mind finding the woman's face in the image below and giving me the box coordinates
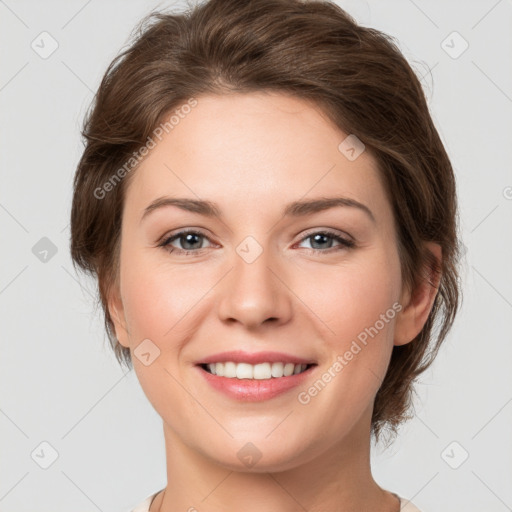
[110,92,412,471]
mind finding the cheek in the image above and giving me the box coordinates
[119,247,231,393]
[119,254,205,411]
[118,244,199,346]
[309,246,401,354]
[122,267,204,346]
[292,251,402,424]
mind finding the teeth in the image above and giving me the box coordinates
[236,363,253,379]
[271,362,284,377]
[215,362,225,377]
[283,362,295,376]
[205,362,309,379]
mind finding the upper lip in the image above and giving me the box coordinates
[196,350,316,365]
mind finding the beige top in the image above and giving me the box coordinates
[130,489,423,511]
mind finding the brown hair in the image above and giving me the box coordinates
[70,0,462,443]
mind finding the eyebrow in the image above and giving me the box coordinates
[140,196,375,224]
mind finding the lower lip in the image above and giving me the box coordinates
[196,365,315,401]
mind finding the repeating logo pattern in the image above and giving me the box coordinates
[1,1,510,511]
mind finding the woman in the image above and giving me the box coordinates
[70,0,462,510]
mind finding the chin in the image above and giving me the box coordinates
[199,437,315,474]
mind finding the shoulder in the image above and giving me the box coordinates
[126,490,162,512]
[399,496,423,511]
[127,490,422,512]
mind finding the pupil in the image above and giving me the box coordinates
[183,233,201,250]
[311,233,331,249]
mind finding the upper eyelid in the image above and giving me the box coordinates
[297,227,353,242]
[160,228,214,245]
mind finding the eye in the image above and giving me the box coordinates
[159,230,213,255]
[158,228,355,256]
[296,230,355,253]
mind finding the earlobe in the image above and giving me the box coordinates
[394,242,442,346]
[107,285,130,348]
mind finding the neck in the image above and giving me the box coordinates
[153,404,399,512]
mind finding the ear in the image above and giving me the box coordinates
[394,242,442,346]
[107,282,130,348]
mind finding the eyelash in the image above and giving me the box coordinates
[158,229,355,256]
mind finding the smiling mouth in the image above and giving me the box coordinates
[199,362,316,379]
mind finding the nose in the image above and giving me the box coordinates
[216,244,293,330]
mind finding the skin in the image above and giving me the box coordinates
[108,92,441,512]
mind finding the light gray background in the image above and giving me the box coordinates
[1,0,511,511]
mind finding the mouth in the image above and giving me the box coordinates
[194,350,318,401]
[199,361,316,380]
[195,358,318,402]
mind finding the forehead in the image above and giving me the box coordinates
[124,92,390,223]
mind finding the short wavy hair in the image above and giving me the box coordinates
[70,0,463,444]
